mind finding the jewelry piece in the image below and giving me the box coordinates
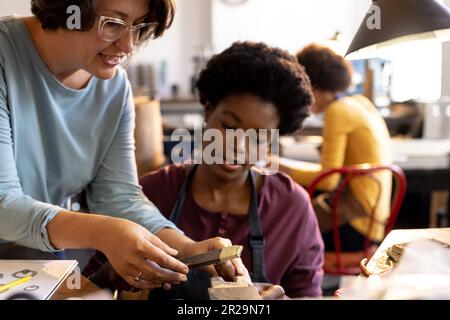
[134,271,143,282]
[359,258,394,277]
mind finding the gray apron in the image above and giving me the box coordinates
[169,164,268,283]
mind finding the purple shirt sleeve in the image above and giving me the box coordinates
[258,173,324,297]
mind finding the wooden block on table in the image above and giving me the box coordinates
[208,287,261,300]
[210,276,249,289]
[209,275,260,300]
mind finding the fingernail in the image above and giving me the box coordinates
[180,275,188,281]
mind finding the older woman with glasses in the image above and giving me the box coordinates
[0,0,248,291]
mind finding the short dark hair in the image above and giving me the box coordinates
[296,44,352,92]
[196,42,313,135]
[31,0,175,38]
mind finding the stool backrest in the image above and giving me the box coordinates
[307,164,407,275]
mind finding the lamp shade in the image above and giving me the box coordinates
[346,0,450,59]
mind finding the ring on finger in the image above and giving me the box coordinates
[134,271,143,282]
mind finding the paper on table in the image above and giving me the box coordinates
[0,260,78,300]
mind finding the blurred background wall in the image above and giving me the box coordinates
[1,0,448,101]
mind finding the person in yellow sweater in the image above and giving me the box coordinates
[278,44,392,251]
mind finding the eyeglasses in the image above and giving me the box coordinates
[97,15,158,45]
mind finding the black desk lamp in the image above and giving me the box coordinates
[346,0,450,59]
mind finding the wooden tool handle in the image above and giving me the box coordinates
[180,245,243,269]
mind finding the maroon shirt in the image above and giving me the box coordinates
[140,164,324,297]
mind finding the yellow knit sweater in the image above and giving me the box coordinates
[290,95,392,241]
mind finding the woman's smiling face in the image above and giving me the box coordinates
[203,93,279,182]
[72,0,150,79]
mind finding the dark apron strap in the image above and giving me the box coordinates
[247,170,268,283]
[169,165,198,224]
[169,164,268,283]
